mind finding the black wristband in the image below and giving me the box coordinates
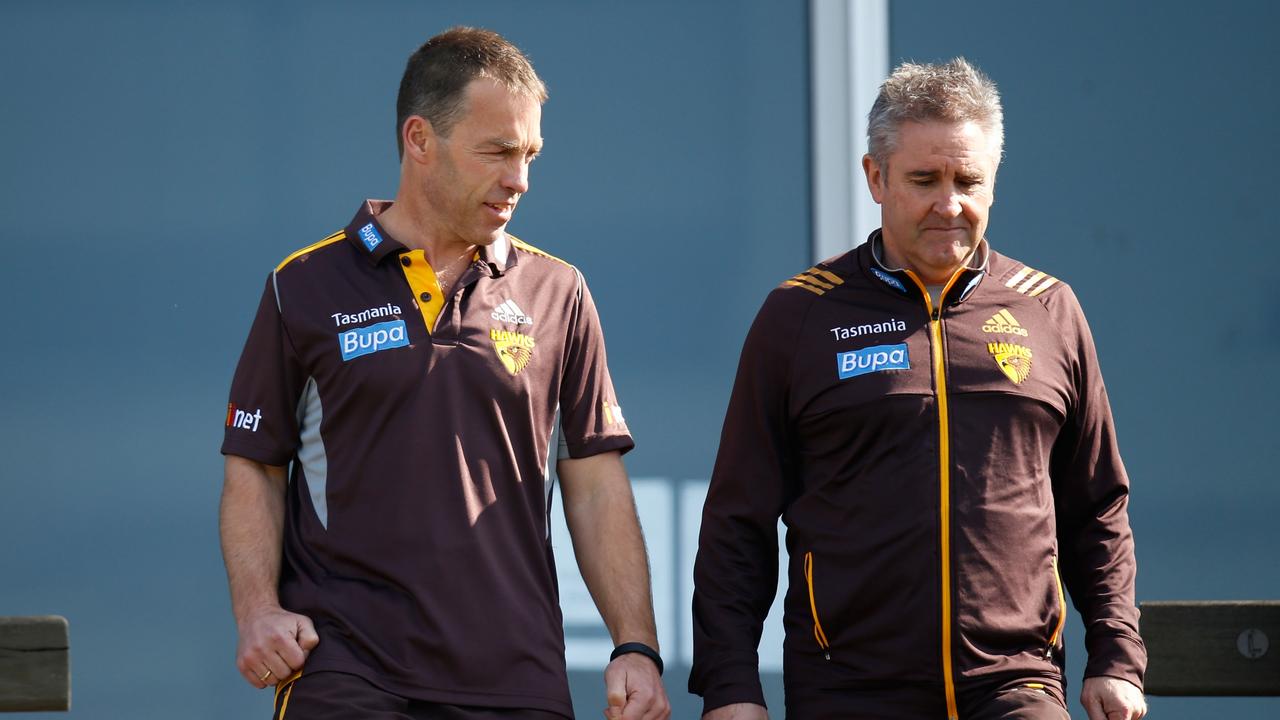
[610,642,664,676]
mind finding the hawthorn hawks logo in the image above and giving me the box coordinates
[982,310,1033,384]
[490,328,535,375]
[988,342,1033,384]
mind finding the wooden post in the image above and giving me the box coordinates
[0,616,70,712]
[1141,601,1280,696]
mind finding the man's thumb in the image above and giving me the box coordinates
[604,666,626,713]
[296,616,320,651]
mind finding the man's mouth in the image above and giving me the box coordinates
[485,202,515,220]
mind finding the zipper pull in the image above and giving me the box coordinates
[1043,646,1053,660]
[931,307,941,321]
[823,651,831,661]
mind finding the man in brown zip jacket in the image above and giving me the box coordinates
[689,59,1146,720]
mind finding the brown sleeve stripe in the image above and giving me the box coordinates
[510,236,572,267]
[783,279,825,295]
[275,230,346,272]
[1005,265,1059,296]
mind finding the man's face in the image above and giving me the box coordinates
[863,120,998,284]
[419,77,543,247]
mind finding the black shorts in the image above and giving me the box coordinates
[273,671,572,720]
[785,675,1069,720]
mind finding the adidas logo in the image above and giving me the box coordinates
[982,309,1029,337]
[491,298,533,325]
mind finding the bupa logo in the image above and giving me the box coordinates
[872,268,907,293]
[226,403,263,432]
[358,222,383,252]
[837,343,910,380]
[339,319,409,361]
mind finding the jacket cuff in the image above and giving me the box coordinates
[698,679,767,715]
[1084,633,1147,690]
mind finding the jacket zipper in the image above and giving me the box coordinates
[1046,555,1067,659]
[803,551,832,659]
[904,271,961,720]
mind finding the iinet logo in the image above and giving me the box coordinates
[226,403,263,433]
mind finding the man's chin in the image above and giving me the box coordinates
[473,226,508,247]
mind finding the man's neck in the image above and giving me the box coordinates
[377,196,478,270]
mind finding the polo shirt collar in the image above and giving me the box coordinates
[344,200,406,266]
[477,234,517,277]
[344,199,516,278]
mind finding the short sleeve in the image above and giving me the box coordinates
[220,274,307,466]
[556,271,634,458]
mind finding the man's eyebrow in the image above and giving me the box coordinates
[905,169,938,178]
[484,138,543,152]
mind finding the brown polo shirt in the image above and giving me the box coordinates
[222,200,632,717]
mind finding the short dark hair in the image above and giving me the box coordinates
[395,27,548,158]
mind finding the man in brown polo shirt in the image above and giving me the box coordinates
[690,59,1146,720]
[220,28,669,720]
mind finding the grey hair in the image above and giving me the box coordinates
[866,57,1004,170]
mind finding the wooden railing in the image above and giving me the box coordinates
[0,616,69,712]
[1141,601,1280,696]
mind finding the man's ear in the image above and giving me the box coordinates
[402,116,436,164]
[862,154,885,204]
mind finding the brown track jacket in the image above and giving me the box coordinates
[690,234,1144,716]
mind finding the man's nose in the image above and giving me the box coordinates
[503,159,530,194]
[933,189,962,218]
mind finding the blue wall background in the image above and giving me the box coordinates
[1,1,1276,718]
[0,1,806,717]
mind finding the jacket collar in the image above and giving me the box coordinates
[860,229,990,307]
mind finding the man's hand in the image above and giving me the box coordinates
[702,703,769,719]
[1082,676,1146,720]
[603,652,670,720]
[235,606,319,689]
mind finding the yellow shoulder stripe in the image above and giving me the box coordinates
[793,274,833,290]
[783,280,825,295]
[510,235,571,267]
[807,267,844,285]
[783,266,844,296]
[1005,264,1059,297]
[275,230,346,272]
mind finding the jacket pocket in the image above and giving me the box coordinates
[1045,555,1066,659]
[803,551,832,659]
